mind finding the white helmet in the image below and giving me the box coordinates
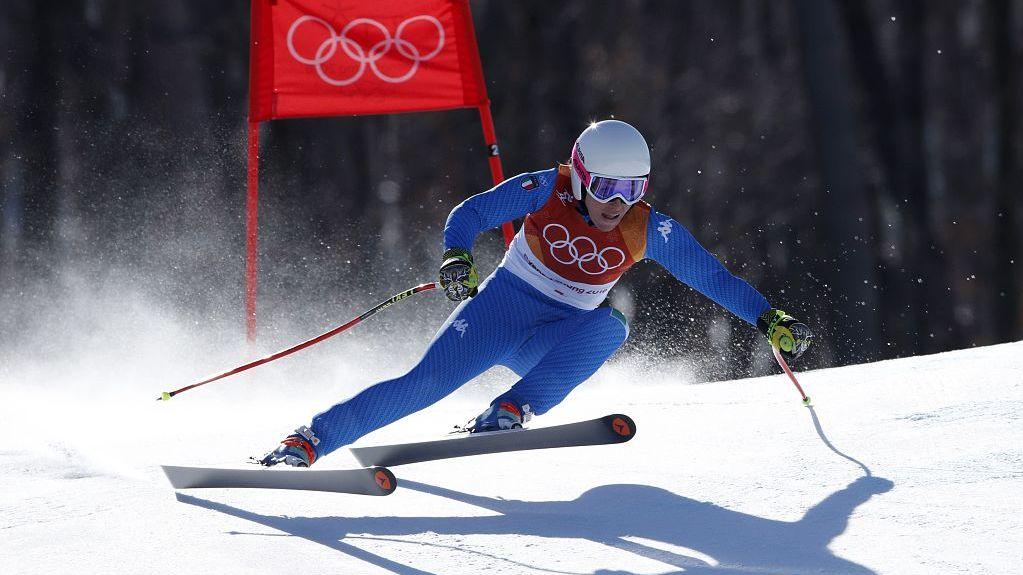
[570,120,651,202]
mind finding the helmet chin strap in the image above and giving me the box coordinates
[575,190,595,226]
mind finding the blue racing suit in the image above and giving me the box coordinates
[306,166,770,457]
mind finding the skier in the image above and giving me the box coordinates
[260,120,812,467]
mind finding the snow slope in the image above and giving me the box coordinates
[2,341,1021,574]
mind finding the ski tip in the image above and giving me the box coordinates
[371,466,397,495]
[606,414,637,442]
[160,465,187,489]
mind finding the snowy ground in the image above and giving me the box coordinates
[2,339,1021,574]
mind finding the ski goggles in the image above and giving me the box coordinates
[571,144,649,205]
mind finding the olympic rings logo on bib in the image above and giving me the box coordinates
[542,224,626,276]
[287,15,445,86]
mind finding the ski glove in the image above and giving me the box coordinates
[757,309,812,363]
[439,248,479,301]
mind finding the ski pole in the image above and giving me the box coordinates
[771,345,811,406]
[157,282,440,401]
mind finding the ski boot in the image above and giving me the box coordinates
[258,426,319,467]
[468,399,531,433]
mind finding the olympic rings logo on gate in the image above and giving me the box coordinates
[287,15,445,86]
[542,224,626,276]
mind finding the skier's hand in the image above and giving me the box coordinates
[757,309,812,362]
[439,248,479,301]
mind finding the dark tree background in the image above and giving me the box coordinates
[2,1,1021,380]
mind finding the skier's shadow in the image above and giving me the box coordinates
[177,474,893,574]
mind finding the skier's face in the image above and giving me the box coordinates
[585,194,631,231]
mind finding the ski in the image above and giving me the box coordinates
[161,465,397,496]
[350,413,636,467]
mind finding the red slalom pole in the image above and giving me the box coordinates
[772,346,812,406]
[477,103,515,246]
[245,121,260,342]
[158,282,440,401]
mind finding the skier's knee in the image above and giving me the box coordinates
[600,306,630,345]
[609,306,628,333]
